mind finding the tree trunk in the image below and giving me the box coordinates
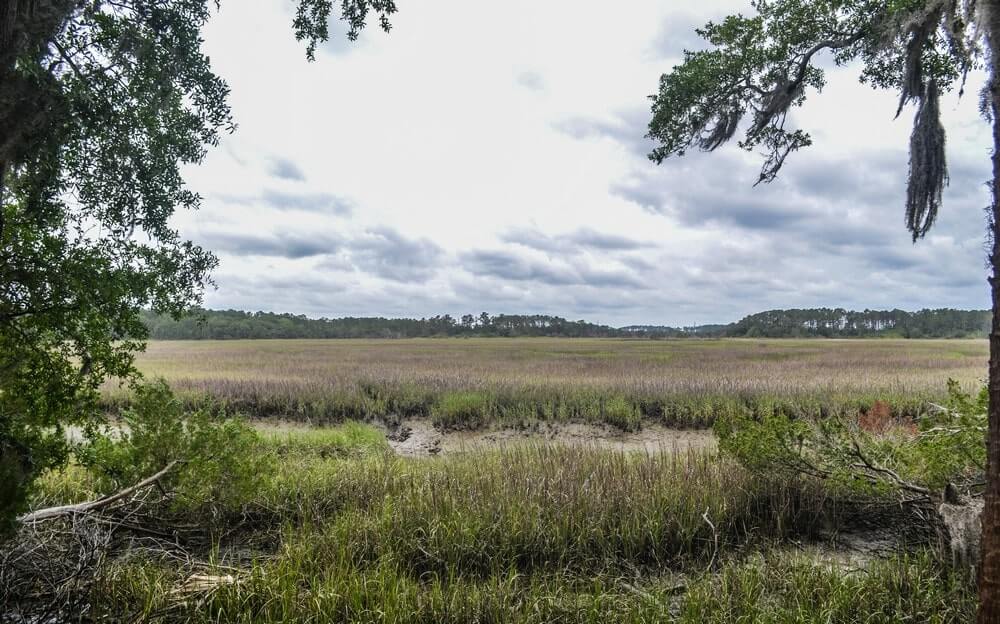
[0,159,6,240]
[980,5,1000,622]
[0,0,75,166]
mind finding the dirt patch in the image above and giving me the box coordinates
[384,420,716,457]
[72,419,715,458]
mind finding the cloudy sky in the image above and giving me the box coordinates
[177,0,994,327]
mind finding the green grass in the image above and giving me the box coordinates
[258,421,389,458]
[89,550,973,623]
[432,391,493,429]
[14,422,977,622]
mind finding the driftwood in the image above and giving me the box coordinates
[17,461,178,524]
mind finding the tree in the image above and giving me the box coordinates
[645,1,998,619]
[0,0,396,535]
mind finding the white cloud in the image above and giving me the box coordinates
[172,1,993,326]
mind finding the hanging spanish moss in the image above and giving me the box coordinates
[754,76,803,135]
[906,79,949,241]
[699,105,742,151]
[896,7,941,117]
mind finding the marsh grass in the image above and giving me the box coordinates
[89,549,973,623]
[268,446,833,578]
[21,423,974,622]
[104,338,987,430]
[258,421,388,458]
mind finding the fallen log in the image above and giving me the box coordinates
[17,461,178,523]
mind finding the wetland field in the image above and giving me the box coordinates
[116,337,987,431]
[6,338,988,622]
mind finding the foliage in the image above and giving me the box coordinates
[912,379,987,490]
[77,380,271,514]
[0,0,392,535]
[729,308,990,338]
[716,380,987,499]
[143,308,663,339]
[647,1,983,233]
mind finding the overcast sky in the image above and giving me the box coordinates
[176,0,994,327]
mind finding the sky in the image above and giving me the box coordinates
[176,0,995,327]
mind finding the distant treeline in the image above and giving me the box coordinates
[141,307,990,340]
[141,310,647,339]
[726,308,990,338]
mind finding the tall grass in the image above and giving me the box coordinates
[23,425,973,622]
[35,438,835,574]
[103,338,987,430]
[259,446,832,577]
[91,550,974,623]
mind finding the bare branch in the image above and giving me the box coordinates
[18,461,179,523]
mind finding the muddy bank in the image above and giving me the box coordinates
[384,420,716,457]
[68,419,716,458]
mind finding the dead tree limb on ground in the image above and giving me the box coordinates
[17,461,179,524]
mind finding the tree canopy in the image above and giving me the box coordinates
[0,0,394,534]
[647,0,983,237]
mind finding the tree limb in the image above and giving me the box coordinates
[18,461,178,523]
[849,438,932,497]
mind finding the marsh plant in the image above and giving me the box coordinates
[104,338,986,430]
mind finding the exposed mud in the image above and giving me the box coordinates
[68,419,716,458]
[383,420,717,457]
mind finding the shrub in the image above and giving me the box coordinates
[715,380,986,500]
[77,379,273,514]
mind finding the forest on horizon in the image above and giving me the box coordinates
[141,307,991,340]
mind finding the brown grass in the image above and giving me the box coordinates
[105,337,987,428]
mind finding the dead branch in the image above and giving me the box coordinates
[18,461,179,524]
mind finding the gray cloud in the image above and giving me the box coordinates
[461,248,648,289]
[462,250,578,286]
[199,231,341,259]
[570,228,653,251]
[501,227,655,253]
[577,266,647,289]
[268,157,307,182]
[260,189,355,215]
[600,127,991,317]
[348,227,445,282]
[553,107,657,160]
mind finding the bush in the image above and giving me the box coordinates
[715,380,986,501]
[911,380,987,490]
[77,379,273,514]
